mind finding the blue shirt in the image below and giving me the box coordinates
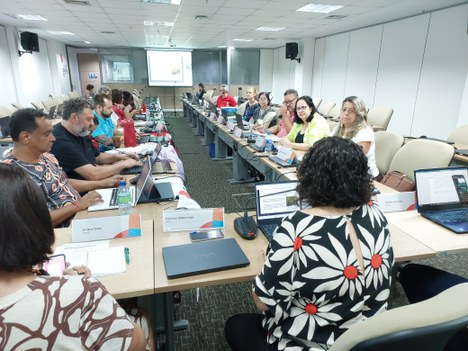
[92,111,115,151]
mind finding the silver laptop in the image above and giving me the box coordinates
[415,167,468,234]
[88,155,155,212]
[255,181,300,241]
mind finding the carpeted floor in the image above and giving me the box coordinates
[156,114,468,351]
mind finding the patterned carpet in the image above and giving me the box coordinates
[155,115,468,351]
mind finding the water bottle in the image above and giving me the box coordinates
[249,116,254,138]
[264,131,273,153]
[117,180,132,215]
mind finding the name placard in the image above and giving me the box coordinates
[72,214,142,242]
[163,208,225,232]
[233,126,243,138]
[376,192,416,212]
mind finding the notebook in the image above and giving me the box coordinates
[255,181,300,241]
[162,238,250,279]
[414,167,468,234]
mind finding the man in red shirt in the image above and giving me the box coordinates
[216,84,237,108]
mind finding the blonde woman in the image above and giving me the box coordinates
[332,96,379,178]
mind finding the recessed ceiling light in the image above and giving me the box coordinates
[218,45,227,48]
[155,21,174,27]
[146,34,169,39]
[6,14,48,21]
[47,30,74,35]
[296,3,343,14]
[141,0,181,5]
[83,41,91,44]
[144,20,154,26]
[256,26,285,32]
[232,38,253,42]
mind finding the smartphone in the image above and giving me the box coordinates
[42,254,66,277]
[190,230,224,242]
[452,175,468,203]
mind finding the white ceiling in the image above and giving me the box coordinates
[0,0,465,49]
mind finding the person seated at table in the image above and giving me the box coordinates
[278,95,329,151]
[331,96,379,178]
[0,164,153,350]
[266,88,298,137]
[97,85,112,97]
[50,98,141,181]
[195,82,206,101]
[123,90,140,120]
[92,93,117,151]
[253,92,277,131]
[225,137,394,351]
[399,264,468,351]
[112,89,139,147]
[2,108,122,227]
[216,84,237,108]
[242,86,259,122]
[84,83,95,100]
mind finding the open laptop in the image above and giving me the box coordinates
[414,167,468,234]
[235,113,249,130]
[0,116,10,138]
[162,238,250,279]
[255,181,301,241]
[47,105,57,119]
[186,92,194,101]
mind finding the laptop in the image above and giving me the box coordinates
[47,105,57,119]
[414,167,468,234]
[255,181,301,241]
[235,113,249,130]
[186,92,194,101]
[162,238,250,279]
[0,116,10,138]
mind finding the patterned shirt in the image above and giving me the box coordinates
[254,204,394,350]
[2,152,79,210]
[0,276,134,350]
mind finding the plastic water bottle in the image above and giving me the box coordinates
[117,180,132,215]
[249,116,254,138]
[264,131,273,153]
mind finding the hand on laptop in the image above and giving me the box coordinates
[99,175,125,188]
[121,158,142,169]
[77,190,104,210]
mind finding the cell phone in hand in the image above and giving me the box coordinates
[42,254,66,277]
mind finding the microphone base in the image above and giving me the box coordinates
[234,216,258,240]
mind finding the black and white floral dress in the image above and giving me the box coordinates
[254,203,394,350]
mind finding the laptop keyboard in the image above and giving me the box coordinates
[259,223,278,242]
[120,165,143,175]
[426,209,468,223]
[110,188,118,206]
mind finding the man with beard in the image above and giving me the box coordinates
[91,93,116,151]
[51,98,140,181]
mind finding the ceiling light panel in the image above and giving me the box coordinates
[255,26,285,32]
[297,3,344,13]
[5,14,48,21]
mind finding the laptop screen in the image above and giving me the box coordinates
[255,181,300,221]
[415,167,468,209]
[135,143,161,201]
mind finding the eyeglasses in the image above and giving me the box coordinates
[283,97,297,105]
[341,108,356,114]
[296,106,308,112]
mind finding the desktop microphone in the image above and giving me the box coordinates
[234,187,299,240]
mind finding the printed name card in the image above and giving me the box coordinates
[376,192,416,212]
[163,208,225,232]
[72,214,142,243]
[276,145,296,164]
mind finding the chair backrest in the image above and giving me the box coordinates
[447,124,468,144]
[210,95,218,104]
[237,102,247,116]
[367,106,393,131]
[329,283,468,351]
[204,89,214,101]
[388,139,454,181]
[68,91,81,99]
[328,105,341,120]
[11,102,24,110]
[374,131,405,176]
[41,98,60,112]
[317,101,336,117]
[31,101,45,112]
[0,106,12,118]
[312,97,322,108]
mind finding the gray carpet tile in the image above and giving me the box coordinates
[160,115,468,351]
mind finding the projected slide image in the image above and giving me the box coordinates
[146,50,193,87]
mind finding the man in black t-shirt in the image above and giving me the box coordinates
[51,98,140,181]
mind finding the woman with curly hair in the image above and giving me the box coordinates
[225,137,394,351]
[332,96,378,178]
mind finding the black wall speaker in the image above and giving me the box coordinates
[285,42,298,59]
[20,32,39,52]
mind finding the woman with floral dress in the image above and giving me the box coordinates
[225,137,394,351]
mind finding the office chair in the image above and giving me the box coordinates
[327,105,341,121]
[41,98,60,113]
[317,101,336,118]
[329,283,468,351]
[31,101,46,112]
[386,139,454,182]
[237,102,247,116]
[367,106,393,131]
[11,102,24,110]
[0,106,12,118]
[374,131,405,178]
[204,89,214,101]
[68,91,81,99]
[447,124,468,145]
[312,97,322,108]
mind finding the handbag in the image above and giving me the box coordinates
[380,171,415,192]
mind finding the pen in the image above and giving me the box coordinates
[124,247,130,264]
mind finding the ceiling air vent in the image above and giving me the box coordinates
[63,0,91,5]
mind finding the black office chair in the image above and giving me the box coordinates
[329,283,468,351]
